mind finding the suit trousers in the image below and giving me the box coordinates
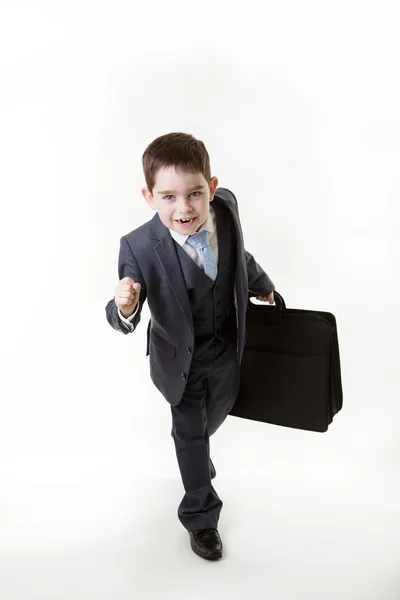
[170,335,240,532]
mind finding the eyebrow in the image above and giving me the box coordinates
[156,185,206,195]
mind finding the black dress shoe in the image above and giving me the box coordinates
[189,528,223,560]
[209,458,216,480]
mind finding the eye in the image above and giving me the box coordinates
[163,191,201,200]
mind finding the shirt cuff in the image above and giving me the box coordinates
[118,303,138,324]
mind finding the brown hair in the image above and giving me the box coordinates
[142,132,212,195]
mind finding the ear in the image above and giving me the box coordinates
[142,187,157,210]
[209,176,218,200]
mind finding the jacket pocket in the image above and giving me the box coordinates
[150,329,176,358]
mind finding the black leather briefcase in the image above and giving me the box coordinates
[229,291,343,432]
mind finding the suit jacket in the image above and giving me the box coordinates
[105,187,275,405]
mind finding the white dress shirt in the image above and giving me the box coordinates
[118,203,218,328]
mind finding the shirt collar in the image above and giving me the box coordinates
[169,203,215,247]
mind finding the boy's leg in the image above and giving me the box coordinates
[206,338,241,437]
[170,356,222,532]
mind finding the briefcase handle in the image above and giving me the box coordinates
[248,290,285,326]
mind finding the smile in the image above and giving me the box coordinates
[176,217,197,225]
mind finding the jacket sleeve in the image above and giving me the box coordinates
[227,188,275,297]
[244,248,275,297]
[105,235,147,335]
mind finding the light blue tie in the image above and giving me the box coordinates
[186,229,218,281]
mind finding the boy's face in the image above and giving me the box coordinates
[142,166,218,235]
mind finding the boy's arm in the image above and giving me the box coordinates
[105,236,147,335]
[244,248,275,298]
[227,188,275,297]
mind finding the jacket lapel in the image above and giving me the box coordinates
[214,193,247,315]
[150,213,194,332]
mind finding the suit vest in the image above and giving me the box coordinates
[172,198,238,359]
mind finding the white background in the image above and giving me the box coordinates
[0,1,399,598]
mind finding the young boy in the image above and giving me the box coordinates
[105,132,275,561]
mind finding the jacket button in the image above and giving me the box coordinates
[187,347,192,354]
[216,315,221,322]
[181,373,187,381]
[215,285,220,291]
[216,301,221,307]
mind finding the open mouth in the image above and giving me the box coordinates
[175,217,197,225]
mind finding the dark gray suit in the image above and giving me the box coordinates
[105,187,275,531]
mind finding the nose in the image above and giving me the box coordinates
[177,197,193,214]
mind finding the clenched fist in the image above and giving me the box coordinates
[114,277,141,319]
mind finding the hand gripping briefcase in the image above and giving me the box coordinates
[229,291,343,433]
